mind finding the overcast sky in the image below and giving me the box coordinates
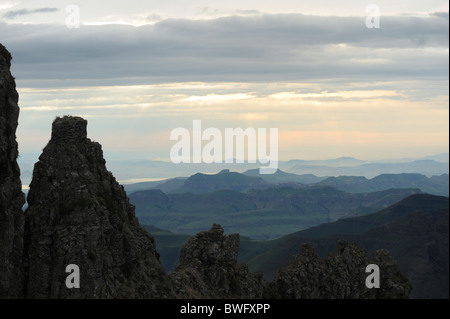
[0,0,448,164]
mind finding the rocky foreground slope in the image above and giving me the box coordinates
[0,43,411,298]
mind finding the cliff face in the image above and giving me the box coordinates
[0,44,25,298]
[171,223,264,298]
[24,116,174,298]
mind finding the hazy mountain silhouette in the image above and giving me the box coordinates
[287,160,448,178]
[316,173,448,196]
[243,168,325,184]
[130,186,422,239]
[124,170,448,197]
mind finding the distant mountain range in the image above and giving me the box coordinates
[279,156,368,167]
[179,169,268,193]
[130,182,422,239]
[316,173,449,196]
[124,169,448,197]
[18,153,449,186]
[243,168,325,184]
[285,159,449,179]
[145,194,449,299]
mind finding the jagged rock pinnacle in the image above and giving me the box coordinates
[171,223,264,298]
[24,115,174,298]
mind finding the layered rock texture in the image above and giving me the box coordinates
[171,223,264,298]
[264,241,411,299]
[0,44,25,298]
[0,43,412,299]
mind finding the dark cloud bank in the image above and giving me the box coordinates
[3,7,58,19]
[0,13,448,87]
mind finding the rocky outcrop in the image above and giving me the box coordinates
[171,223,264,298]
[169,227,412,299]
[24,116,174,298]
[0,43,25,299]
[265,240,412,299]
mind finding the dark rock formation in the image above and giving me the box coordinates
[0,43,25,299]
[24,116,174,298]
[265,240,412,299]
[171,223,264,298]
